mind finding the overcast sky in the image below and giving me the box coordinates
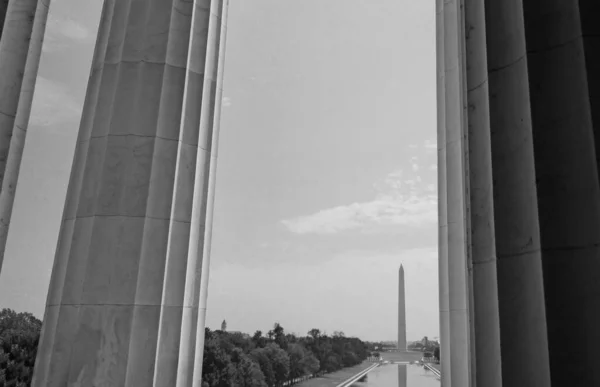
[0,0,437,342]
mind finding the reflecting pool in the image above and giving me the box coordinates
[352,364,440,387]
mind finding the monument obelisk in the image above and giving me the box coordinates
[398,264,407,351]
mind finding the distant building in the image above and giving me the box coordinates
[398,264,407,351]
[228,331,251,339]
[221,320,227,331]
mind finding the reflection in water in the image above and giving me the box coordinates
[398,364,407,387]
[354,363,439,387]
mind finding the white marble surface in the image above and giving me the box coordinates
[32,1,229,386]
[486,0,551,386]
[442,1,471,386]
[435,0,451,385]
[0,0,45,269]
[523,1,600,383]
[463,0,502,385]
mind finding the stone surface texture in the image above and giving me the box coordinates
[0,0,48,270]
[0,0,596,386]
[464,0,502,386]
[524,1,600,384]
[438,0,600,386]
[435,0,451,385]
[30,0,229,386]
[443,1,471,386]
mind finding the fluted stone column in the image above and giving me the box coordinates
[436,0,452,387]
[0,0,48,270]
[523,2,600,384]
[464,0,502,386]
[484,0,551,385]
[444,1,471,386]
[580,2,600,164]
[435,0,451,384]
[0,1,9,37]
[31,0,228,386]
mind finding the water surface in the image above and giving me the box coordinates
[353,364,439,387]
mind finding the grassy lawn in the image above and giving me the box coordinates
[295,361,375,387]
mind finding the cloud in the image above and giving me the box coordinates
[281,168,437,235]
[30,77,83,127]
[222,96,232,107]
[43,13,92,53]
[424,139,437,151]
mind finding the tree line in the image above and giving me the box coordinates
[0,310,369,387]
[203,322,369,387]
[0,309,41,387]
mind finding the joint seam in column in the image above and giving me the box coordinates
[64,214,193,223]
[46,303,202,308]
[527,34,583,54]
[472,258,497,265]
[541,243,600,252]
[102,59,218,78]
[489,54,526,74]
[497,248,541,260]
[468,78,488,93]
[0,111,16,119]
[88,134,216,149]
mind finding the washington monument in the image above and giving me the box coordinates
[398,264,407,351]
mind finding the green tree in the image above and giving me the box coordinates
[229,348,267,387]
[0,309,42,387]
[250,348,275,387]
[307,329,321,340]
[268,323,287,351]
[252,331,267,349]
[202,328,232,387]
[263,343,289,386]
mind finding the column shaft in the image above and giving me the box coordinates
[463,0,502,385]
[523,1,600,384]
[444,0,471,386]
[0,0,47,269]
[436,0,451,384]
[0,1,9,38]
[580,0,600,163]
[484,0,551,386]
[31,1,229,386]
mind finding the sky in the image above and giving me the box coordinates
[0,0,437,342]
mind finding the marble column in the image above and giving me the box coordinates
[31,0,229,386]
[523,2,600,384]
[0,1,9,37]
[444,1,471,386]
[0,0,48,270]
[484,0,551,385]
[580,1,600,160]
[435,0,451,384]
[463,0,502,386]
